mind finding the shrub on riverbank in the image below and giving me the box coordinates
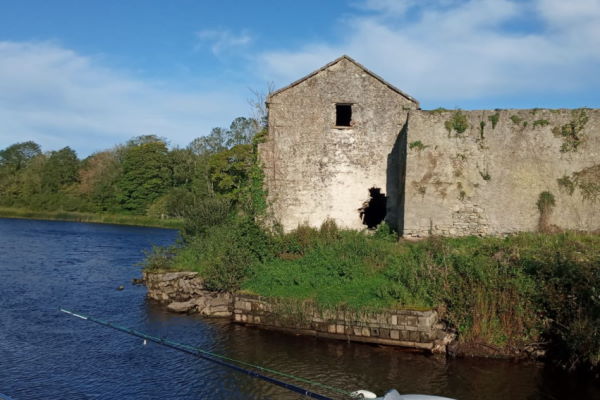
[149,221,600,372]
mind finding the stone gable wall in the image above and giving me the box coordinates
[260,57,418,232]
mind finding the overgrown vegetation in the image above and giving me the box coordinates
[557,175,576,195]
[429,107,449,114]
[552,109,589,152]
[409,140,428,151]
[510,115,524,125]
[537,191,556,232]
[127,107,599,373]
[572,164,600,202]
[444,110,469,135]
[488,113,500,129]
[533,119,550,128]
[556,164,600,202]
[151,216,600,371]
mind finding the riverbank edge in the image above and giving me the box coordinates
[144,270,457,354]
[0,207,184,229]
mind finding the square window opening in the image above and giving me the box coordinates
[336,104,352,127]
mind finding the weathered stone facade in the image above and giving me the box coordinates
[403,109,600,236]
[260,55,418,232]
[144,271,454,353]
[260,55,600,236]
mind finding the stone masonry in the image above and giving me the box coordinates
[144,271,454,353]
[259,55,600,236]
[260,55,418,232]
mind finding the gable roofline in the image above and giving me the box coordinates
[267,55,419,107]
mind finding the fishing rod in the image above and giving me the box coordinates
[60,308,344,400]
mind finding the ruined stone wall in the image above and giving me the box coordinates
[260,58,417,231]
[402,108,600,236]
[232,294,451,353]
[144,271,232,317]
[143,271,453,352]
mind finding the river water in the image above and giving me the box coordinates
[0,218,598,400]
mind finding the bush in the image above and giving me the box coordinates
[174,217,272,292]
[142,246,177,271]
[181,196,232,239]
[445,110,469,134]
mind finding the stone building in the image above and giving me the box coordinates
[259,55,600,236]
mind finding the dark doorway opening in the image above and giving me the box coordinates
[336,104,352,126]
[359,187,387,229]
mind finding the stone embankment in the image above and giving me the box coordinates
[144,271,455,353]
[144,271,232,317]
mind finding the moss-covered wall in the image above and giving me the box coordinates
[403,108,600,236]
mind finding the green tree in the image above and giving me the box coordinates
[227,117,259,147]
[78,150,122,212]
[15,154,48,208]
[116,139,171,213]
[41,147,79,192]
[208,144,254,201]
[188,127,228,156]
[0,141,41,172]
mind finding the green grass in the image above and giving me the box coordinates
[0,206,183,229]
[152,219,600,369]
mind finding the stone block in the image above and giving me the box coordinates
[336,324,345,334]
[406,316,418,326]
[211,311,231,318]
[391,315,398,325]
[400,330,411,341]
[409,331,420,342]
[361,327,370,337]
[211,305,229,314]
[420,330,434,342]
[390,330,400,340]
[328,324,336,334]
[234,301,245,310]
[166,299,195,313]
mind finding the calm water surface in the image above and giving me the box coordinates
[0,218,598,400]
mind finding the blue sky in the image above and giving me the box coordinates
[1,0,599,157]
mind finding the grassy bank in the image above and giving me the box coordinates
[146,219,600,371]
[0,206,184,229]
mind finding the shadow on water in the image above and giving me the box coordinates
[0,218,599,399]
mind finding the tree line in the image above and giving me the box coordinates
[0,116,263,221]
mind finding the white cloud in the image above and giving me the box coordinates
[258,0,600,107]
[196,29,253,55]
[0,41,249,156]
